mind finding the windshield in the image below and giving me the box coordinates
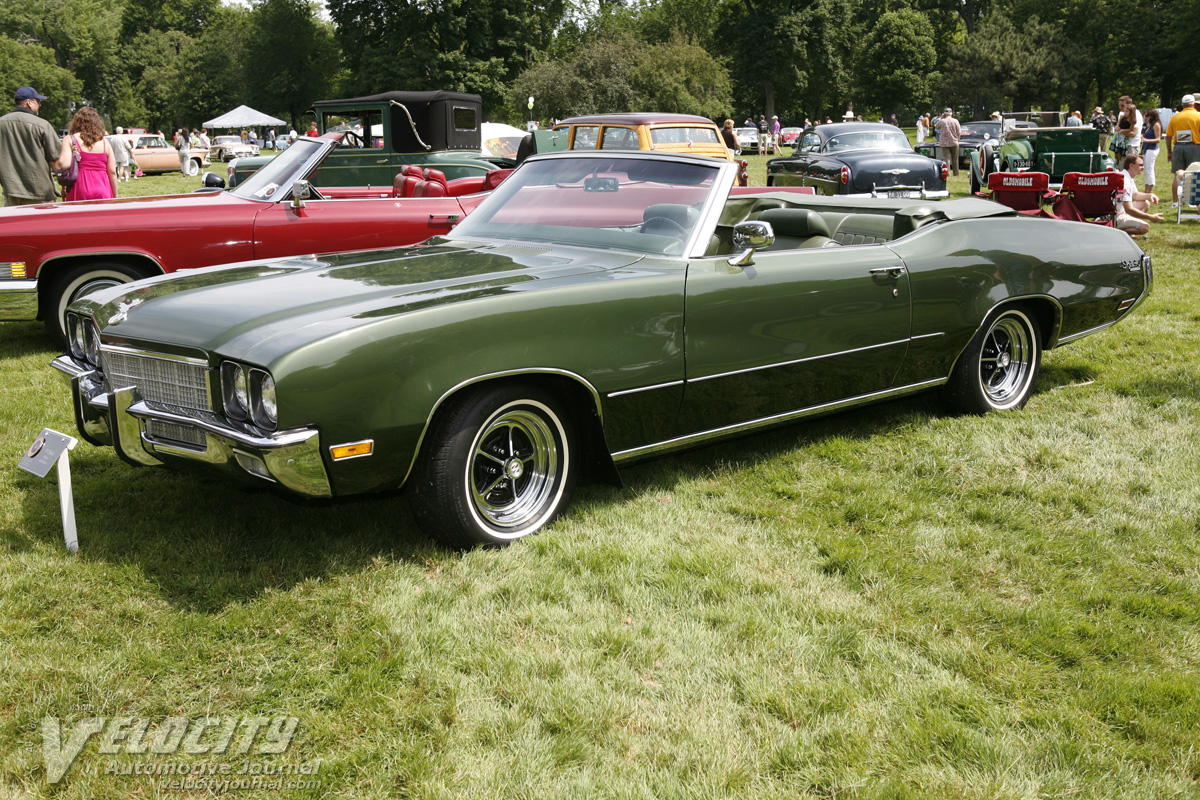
[231,139,326,201]
[650,127,720,145]
[960,122,1001,138]
[824,131,913,153]
[449,156,721,256]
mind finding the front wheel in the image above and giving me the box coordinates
[43,262,150,345]
[408,384,578,546]
[944,307,1041,414]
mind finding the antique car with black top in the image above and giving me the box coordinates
[228,91,501,187]
[766,122,949,198]
[915,118,1035,167]
[968,112,1115,194]
[0,136,498,344]
[53,151,1150,546]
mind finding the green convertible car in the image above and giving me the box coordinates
[53,151,1151,545]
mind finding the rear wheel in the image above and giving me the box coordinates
[185,158,201,176]
[408,384,578,546]
[43,262,150,345]
[944,307,1041,414]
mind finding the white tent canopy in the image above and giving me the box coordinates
[203,105,287,129]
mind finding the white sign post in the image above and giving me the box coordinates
[18,429,80,552]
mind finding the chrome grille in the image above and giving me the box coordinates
[101,349,211,412]
[145,419,206,447]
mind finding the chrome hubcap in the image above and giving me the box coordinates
[979,315,1032,407]
[470,408,559,530]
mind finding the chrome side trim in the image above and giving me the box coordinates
[612,378,947,463]
[1055,319,1121,345]
[910,332,945,341]
[689,338,911,383]
[399,368,605,487]
[607,380,685,398]
[40,250,166,274]
[0,279,39,321]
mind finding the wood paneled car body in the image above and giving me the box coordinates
[0,137,495,343]
[54,152,1151,546]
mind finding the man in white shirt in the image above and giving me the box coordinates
[1114,154,1162,235]
[108,127,132,182]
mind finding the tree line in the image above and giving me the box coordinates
[2,0,1196,133]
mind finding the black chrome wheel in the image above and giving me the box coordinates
[945,307,1041,414]
[409,384,577,546]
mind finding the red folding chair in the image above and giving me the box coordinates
[1058,172,1124,226]
[986,172,1054,215]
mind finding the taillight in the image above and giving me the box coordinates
[840,166,849,185]
[940,162,949,180]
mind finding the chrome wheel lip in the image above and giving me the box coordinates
[978,313,1034,409]
[465,399,568,538]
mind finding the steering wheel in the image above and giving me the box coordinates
[641,216,689,239]
[341,130,365,148]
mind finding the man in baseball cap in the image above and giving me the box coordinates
[0,86,62,205]
[1166,93,1200,206]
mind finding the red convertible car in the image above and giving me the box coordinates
[0,136,503,343]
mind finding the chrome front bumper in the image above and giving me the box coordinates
[51,355,332,497]
[0,280,39,321]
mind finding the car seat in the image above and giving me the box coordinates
[758,208,838,249]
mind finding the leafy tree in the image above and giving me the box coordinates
[512,34,639,120]
[0,38,79,127]
[244,0,341,128]
[327,0,568,114]
[941,13,1083,115]
[631,34,732,119]
[175,6,253,128]
[121,0,221,41]
[0,0,124,114]
[718,0,857,122]
[122,29,192,129]
[856,8,938,116]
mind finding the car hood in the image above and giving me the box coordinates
[82,239,643,365]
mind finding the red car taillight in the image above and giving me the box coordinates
[940,162,949,180]
[840,166,849,185]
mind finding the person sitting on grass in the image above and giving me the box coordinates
[1114,154,1162,236]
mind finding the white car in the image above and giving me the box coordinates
[208,135,260,162]
[735,127,760,153]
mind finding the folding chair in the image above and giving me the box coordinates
[986,171,1053,215]
[1060,172,1124,226]
[1179,169,1200,224]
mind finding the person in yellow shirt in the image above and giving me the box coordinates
[1166,93,1200,206]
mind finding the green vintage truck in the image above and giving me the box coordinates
[968,111,1116,194]
[227,91,536,188]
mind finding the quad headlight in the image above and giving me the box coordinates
[221,361,278,431]
[66,312,101,367]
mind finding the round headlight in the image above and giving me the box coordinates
[258,375,277,426]
[233,365,249,410]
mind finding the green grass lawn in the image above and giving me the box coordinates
[1,153,1198,798]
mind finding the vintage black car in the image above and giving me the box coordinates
[915,119,1035,167]
[766,122,948,199]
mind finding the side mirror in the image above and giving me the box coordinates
[728,220,774,267]
[290,179,313,209]
[199,171,226,190]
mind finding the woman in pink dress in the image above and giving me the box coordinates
[56,107,117,201]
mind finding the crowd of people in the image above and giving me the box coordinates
[3,82,1199,241]
[0,86,312,205]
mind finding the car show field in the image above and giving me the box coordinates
[1,145,1197,798]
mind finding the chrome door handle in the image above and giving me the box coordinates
[376,159,389,164]
[869,266,906,279]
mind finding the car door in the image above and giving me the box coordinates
[250,195,470,260]
[676,244,911,436]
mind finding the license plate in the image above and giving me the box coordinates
[887,189,915,199]
[1011,159,1033,169]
